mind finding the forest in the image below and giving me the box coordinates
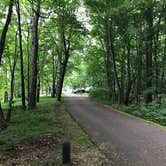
[0,0,166,165]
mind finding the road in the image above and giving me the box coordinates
[65,95,166,166]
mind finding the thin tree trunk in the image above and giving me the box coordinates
[36,76,40,102]
[136,35,142,104]
[16,0,26,109]
[145,5,153,103]
[52,54,56,98]
[153,16,161,98]
[124,38,132,105]
[57,61,68,101]
[107,21,122,103]
[0,0,14,64]
[0,102,7,129]
[57,33,70,101]
[0,103,5,121]
[106,45,114,100]
[105,21,115,101]
[159,34,166,101]
[27,25,30,103]
[6,32,18,122]
[120,49,125,104]
[29,1,40,109]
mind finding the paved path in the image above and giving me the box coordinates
[66,95,166,166]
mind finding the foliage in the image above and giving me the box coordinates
[89,88,110,101]
[90,94,166,126]
[0,97,61,151]
[0,97,94,153]
[113,104,166,126]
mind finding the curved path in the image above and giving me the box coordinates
[66,95,166,166]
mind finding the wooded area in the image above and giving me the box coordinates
[0,0,165,129]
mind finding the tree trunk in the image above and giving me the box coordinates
[0,0,14,64]
[16,0,26,109]
[27,25,30,103]
[159,34,166,100]
[29,1,40,109]
[57,62,68,101]
[107,21,122,103]
[136,35,142,104]
[105,21,115,101]
[4,91,8,103]
[0,103,7,129]
[57,51,70,101]
[36,76,40,103]
[145,5,153,103]
[120,49,125,104]
[56,24,70,102]
[124,38,132,105]
[153,16,161,98]
[52,54,56,98]
[6,31,18,122]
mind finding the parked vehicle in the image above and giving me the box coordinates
[73,88,85,94]
[85,87,92,93]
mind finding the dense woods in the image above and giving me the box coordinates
[0,0,165,129]
[82,0,166,106]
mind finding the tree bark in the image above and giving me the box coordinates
[16,0,26,109]
[36,76,40,102]
[0,0,14,64]
[27,25,30,103]
[0,103,4,121]
[52,54,56,98]
[107,21,122,103]
[57,34,70,102]
[6,31,18,122]
[0,103,7,129]
[29,1,40,109]
[124,37,132,105]
[120,49,125,104]
[153,16,161,98]
[136,35,142,104]
[145,5,153,103]
[105,22,115,101]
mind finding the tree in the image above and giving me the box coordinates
[0,0,14,64]
[6,31,18,122]
[29,0,40,109]
[145,1,153,103]
[16,0,26,109]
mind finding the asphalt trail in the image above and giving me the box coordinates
[66,95,166,166]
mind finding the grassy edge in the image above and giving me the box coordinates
[63,101,96,147]
[0,97,99,165]
[63,97,110,159]
[90,99,166,130]
[68,94,166,129]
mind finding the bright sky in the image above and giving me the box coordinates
[76,5,92,31]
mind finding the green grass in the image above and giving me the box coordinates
[0,97,61,151]
[0,96,94,165]
[74,93,89,97]
[62,106,95,153]
[112,104,166,126]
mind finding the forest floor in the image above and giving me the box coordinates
[66,94,166,166]
[0,97,108,165]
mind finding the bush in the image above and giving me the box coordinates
[118,105,166,126]
[89,88,110,101]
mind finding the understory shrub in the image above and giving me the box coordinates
[113,104,166,126]
[89,88,110,101]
